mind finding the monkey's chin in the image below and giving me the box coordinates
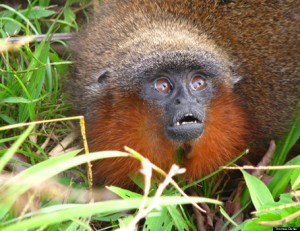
[166,124,203,144]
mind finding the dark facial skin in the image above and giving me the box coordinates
[142,68,215,143]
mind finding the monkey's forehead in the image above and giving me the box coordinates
[116,49,228,80]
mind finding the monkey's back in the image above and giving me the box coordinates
[221,1,300,142]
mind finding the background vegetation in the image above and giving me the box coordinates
[0,1,299,230]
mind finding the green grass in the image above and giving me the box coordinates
[0,1,299,230]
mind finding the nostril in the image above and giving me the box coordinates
[175,98,181,105]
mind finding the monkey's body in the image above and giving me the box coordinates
[69,0,300,188]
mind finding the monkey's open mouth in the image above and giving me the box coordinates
[166,113,203,143]
[174,114,201,126]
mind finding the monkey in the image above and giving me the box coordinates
[68,0,300,188]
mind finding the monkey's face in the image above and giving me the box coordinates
[142,68,215,144]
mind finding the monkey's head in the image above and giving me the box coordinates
[142,50,240,144]
[125,49,238,145]
[70,14,247,186]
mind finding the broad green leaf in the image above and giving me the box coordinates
[144,207,173,231]
[4,21,21,35]
[25,9,56,19]
[63,7,76,24]
[241,170,274,211]
[63,7,76,32]
[278,193,294,205]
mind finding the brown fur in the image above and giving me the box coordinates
[87,93,177,187]
[69,0,300,188]
[86,85,248,187]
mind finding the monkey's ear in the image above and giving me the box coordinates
[95,69,111,84]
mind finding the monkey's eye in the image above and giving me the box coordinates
[191,76,207,91]
[155,78,172,94]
